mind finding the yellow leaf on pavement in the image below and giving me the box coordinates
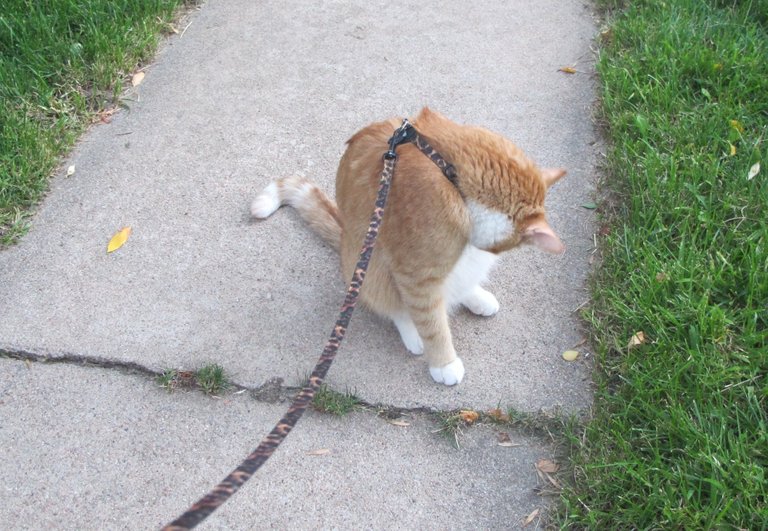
[562,350,579,361]
[107,226,131,253]
[558,66,577,74]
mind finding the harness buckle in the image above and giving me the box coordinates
[384,119,416,160]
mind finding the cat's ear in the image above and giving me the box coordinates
[541,168,567,189]
[522,219,565,254]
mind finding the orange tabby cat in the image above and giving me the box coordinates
[251,108,565,385]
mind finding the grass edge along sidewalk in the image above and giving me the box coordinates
[0,0,196,245]
[557,0,767,528]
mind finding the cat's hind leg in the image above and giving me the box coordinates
[391,313,424,355]
[444,245,500,316]
[460,286,500,316]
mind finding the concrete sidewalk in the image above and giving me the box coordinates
[0,0,598,528]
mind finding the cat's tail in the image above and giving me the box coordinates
[251,176,341,251]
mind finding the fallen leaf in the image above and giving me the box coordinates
[729,143,736,156]
[459,410,479,424]
[497,432,521,447]
[387,419,410,427]
[66,165,75,177]
[307,448,331,456]
[487,408,510,423]
[655,271,668,282]
[558,66,577,74]
[523,509,540,526]
[107,226,132,253]
[730,119,744,133]
[523,508,540,527]
[747,162,760,181]
[581,202,597,210]
[97,107,117,124]
[562,350,579,361]
[132,71,145,87]
[536,458,559,474]
[627,331,646,349]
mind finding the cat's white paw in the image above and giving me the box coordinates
[429,358,465,386]
[393,315,424,355]
[462,287,500,316]
[250,182,281,218]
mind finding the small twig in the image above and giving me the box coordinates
[180,20,193,38]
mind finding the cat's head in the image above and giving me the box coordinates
[514,167,566,254]
[483,166,566,255]
[413,107,567,255]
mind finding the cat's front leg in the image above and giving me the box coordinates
[396,285,465,385]
[429,358,465,386]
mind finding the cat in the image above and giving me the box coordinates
[251,108,565,386]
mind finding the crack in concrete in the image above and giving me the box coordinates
[0,348,439,417]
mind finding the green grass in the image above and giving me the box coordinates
[157,368,180,391]
[559,0,767,528]
[311,384,361,416]
[195,363,229,395]
[0,0,190,244]
[158,364,229,395]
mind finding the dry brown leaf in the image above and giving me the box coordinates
[496,432,521,447]
[536,458,559,474]
[387,419,410,427]
[97,107,117,124]
[131,71,145,87]
[107,226,132,253]
[487,408,510,423]
[559,66,577,74]
[307,448,331,456]
[459,410,479,424]
[523,508,540,527]
[627,331,646,349]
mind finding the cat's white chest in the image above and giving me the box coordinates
[466,200,513,249]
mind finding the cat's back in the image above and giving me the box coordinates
[336,115,470,273]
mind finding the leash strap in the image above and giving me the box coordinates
[162,119,455,530]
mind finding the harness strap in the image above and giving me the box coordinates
[162,119,455,530]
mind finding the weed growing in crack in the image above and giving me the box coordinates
[157,369,178,391]
[157,369,197,392]
[433,410,475,449]
[195,364,228,395]
[311,384,361,416]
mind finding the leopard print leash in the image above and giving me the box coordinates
[162,119,456,530]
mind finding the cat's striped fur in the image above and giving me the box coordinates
[252,108,565,385]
